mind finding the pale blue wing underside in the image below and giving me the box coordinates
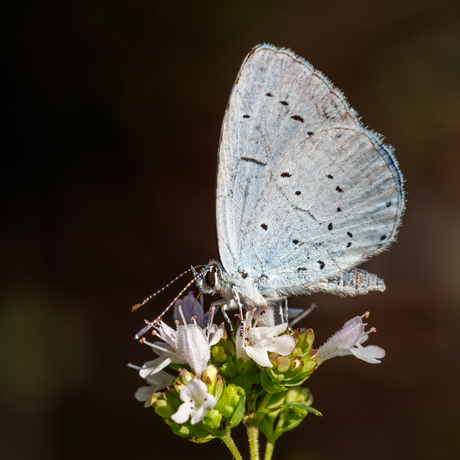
[216,44,404,296]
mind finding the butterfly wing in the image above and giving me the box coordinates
[216,44,404,297]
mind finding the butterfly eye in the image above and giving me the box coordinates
[204,270,216,288]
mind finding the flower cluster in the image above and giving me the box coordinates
[130,293,385,457]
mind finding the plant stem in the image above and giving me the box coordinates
[264,441,275,460]
[221,432,244,460]
[247,425,260,460]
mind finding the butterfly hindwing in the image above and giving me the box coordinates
[216,44,404,296]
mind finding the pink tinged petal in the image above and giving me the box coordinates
[146,370,176,388]
[252,305,276,327]
[140,357,173,378]
[208,322,225,347]
[172,378,217,425]
[264,335,296,356]
[351,345,385,364]
[333,316,365,349]
[135,385,156,403]
[174,293,206,327]
[156,321,177,349]
[245,344,273,367]
[176,325,210,376]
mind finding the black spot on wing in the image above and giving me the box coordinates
[297,267,306,272]
[281,172,292,178]
[347,242,352,248]
[386,201,392,207]
[266,92,273,97]
[293,239,299,244]
[261,223,268,230]
[241,157,267,166]
[327,174,333,179]
[337,207,341,212]
[243,114,250,118]
[347,232,353,238]
[280,100,289,106]
[328,223,333,230]
[307,131,314,136]
[295,191,301,196]
[380,235,387,241]
[291,115,304,123]
[241,272,248,279]
[336,186,343,193]
[317,260,325,270]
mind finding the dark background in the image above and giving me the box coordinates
[2,1,460,459]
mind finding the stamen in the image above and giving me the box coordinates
[207,306,216,331]
[142,339,171,354]
[278,305,284,322]
[290,303,317,327]
[177,304,187,325]
[127,363,141,370]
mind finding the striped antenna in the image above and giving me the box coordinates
[134,264,210,340]
[131,265,206,312]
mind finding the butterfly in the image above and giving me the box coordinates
[134,44,405,336]
[196,44,404,312]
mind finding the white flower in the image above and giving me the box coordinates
[135,370,176,407]
[316,312,385,364]
[140,302,225,378]
[171,374,217,425]
[236,309,295,367]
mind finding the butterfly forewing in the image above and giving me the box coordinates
[216,44,404,294]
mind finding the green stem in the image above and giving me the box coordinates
[247,425,260,460]
[221,432,244,460]
[258,392,272,411]
[264,441,275,460]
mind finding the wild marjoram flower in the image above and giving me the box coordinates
[171,370,218,425]
[236,308,296,367]
[139,304,225,378]
[132,293,386,460]
[173,290,207,328]
[315,312,386,365]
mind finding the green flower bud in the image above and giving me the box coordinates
[202,409,223,429]
[150,391,180,419]
[261,328,318,392]
[212,344,228,363]
[202,365,218,393]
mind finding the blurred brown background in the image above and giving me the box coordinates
[2,1,460,459]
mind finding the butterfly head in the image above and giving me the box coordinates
[195,259,228,296]
[195,260,268,307]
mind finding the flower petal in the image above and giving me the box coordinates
[171,402,193,424]
[140,356,173,378]
[176,324,210,376]
[245,343,273,367]
[350,345,385,364]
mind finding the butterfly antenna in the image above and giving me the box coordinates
[131,266,205,312]
[134,265,210,340]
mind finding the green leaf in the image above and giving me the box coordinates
[279,403,322,416]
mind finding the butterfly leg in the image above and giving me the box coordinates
[231,287,245,318]
[221,304,235,332]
